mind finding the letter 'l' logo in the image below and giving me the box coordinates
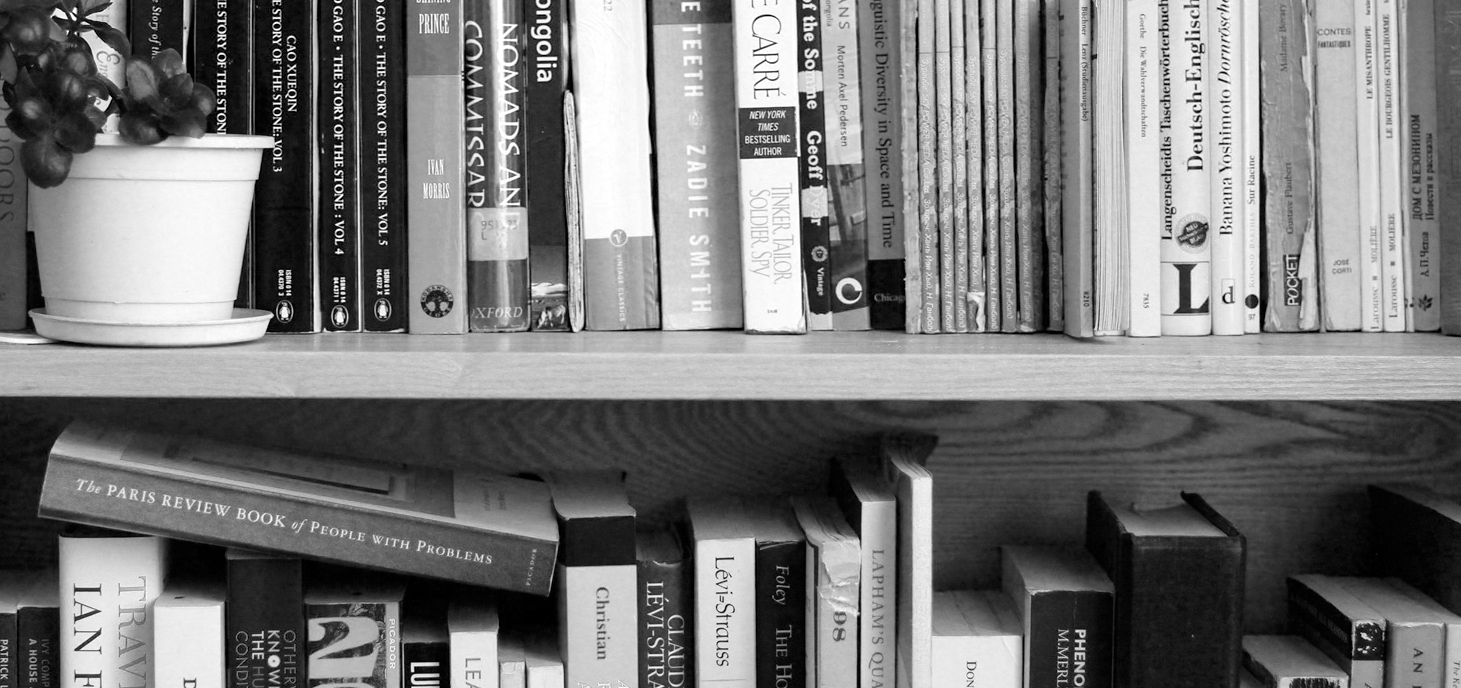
[1172,263,1210,314]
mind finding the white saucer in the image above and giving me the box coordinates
[30,308,274,347]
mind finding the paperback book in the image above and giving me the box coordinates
[318,0,360,332]
[524,0,572,331]
[58,530,168,688]
[305,577,404,688]
[637,527,693,688]
[357,0,407,332]
[546,471,637,687]
[225,551,305,688]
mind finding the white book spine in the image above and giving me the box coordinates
[1376,0,1407,330]
[1315,0,1364,331]
[450,633,500,688]
[1094,0,1128,336]
[857,502,897,688]
[557,565,637,687]
[1241,0,1261,332]
[1355,0,1385,331]
[734,0,807,333]
[1160,0,1212,336]
[1127,0,1162,337]
[893,469,931,688]
[811,540,859,688]
[1209,0,1241,334]
[59,536,168,688]
[1403,0,1440,330]
[930,636,972,688]
[695,538,756,688]
[153,596,224,688]
[823,0,870,331]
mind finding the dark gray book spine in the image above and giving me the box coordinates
[1437,0,1461,334]
[319,0,360,332]
[525,0,571,331]
[402,643,449,688]
[227,558,304,688]
[755,539,806,688]
[17,607,57,688]
[0,609,15,688]
[131,0,188,59]
[799,0,832,324]
[639,543,694,688]
[1026,590,1114,688]
[357,0,407,332]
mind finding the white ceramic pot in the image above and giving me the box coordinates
[29,133,274,323]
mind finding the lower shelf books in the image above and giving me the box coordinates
[637,527,693,688]
[154,584,225,688]
[1241,635,1347,688]
[306,575,404,688]
[930,590,1022,688]
[1001,545,1114,688]
[59,530,168,688]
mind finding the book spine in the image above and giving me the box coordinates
[0,610,14,688]
[466,0,531,333]
[1404,0,1440,330]
[858,504,896,688]
[933,0,953,333]
[558,565,637,687]
[450,629,499,688]
[898,0,919,333]
[1093,0,1128,336]
[39,457,554,595]
[58,536,167,688]
[694,538,755,687]
[984,0,1002,333]
[130,0,188,60]
[1440,622,1460,688]
[733,0,807,333]
[574,0,660,331]
[1315,0,1364,331]
[651,0,742,331]
[1025,0,1045,333]
[1026,591,1114,688]
[1285,579,1386,661]
[1260,0,1321,331]
[914,0,937,333]
[1241,0,1260,332]
[1439,0,1461,333]
[306,602,401,688]
[1014,0,1039,333]
[1384,624,1443,688]
[1127,0,1161,337]
[824,0,871,330]
[357,0,407,332]
[811,542,859,688]
[402,644,447,688]
[1060,0,1094,337]
[226,558,305,688]
[406,0,468,334]
[639,550,694,688]
[0,102,26,331]
[996,0,1017,333]
[963,0,986,331]
[859,0,907,330]
[16,608,57,688]
[319,0,360,332]
[1042,0,1063,332]
[1161,0,1213,336]
[801,0,834,331]
[524,0,571,332]
[947,0,968,334]
[1377,0,1408,331]
[254,0,319,333]
[155,601,224,688]
[756,540,807,688]
[1357,0,1385,331]
[1209,0,1242,334]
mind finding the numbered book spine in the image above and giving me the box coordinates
[524,0,571,331]
[800,0,834,331]
[59,534,167,688]
[406,0,467,333]
[319,0,360,332]
[357,0,406,332]
[1260,0,1320,331]
[1127,0,1161,337]
[306,599,401,688]
[1209,0,1241,334]
[859,0,907,330]
[254,0,319,332]
[733,0,806,333]
[824,0,871,330]
[1160,0,1212,336]
[1315,0,1363,331]
[1404,0,1440,330]
[1357,0,1385,331]
[193,0,251,310]
[0,103,26,331]
[1241,0,1260,332]
[573,0,660,331]
[1060,0,1093,337]
[466,0,530,332]
[226,554,305,688]
[1377,0,1407,330]
[130,0,189,60]
[652,0,742,330]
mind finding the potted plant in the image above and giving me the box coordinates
[3,0,272,345]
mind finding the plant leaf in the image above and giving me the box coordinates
[21,133,70,188]
[90,22,128,57]
[159,108,204,138]
[52,109,96,151]
[118,111,161,144]
[151,48,183,77]
[122,56,159,105]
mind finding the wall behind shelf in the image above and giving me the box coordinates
[2,397,1458,632]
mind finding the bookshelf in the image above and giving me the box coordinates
[2,331,1460,638]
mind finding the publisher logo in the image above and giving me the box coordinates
[330,305,350,329]
[610,229,628,248]
[275,300,294,324]
[420,285,454,318]
[836,277,864,306]
[811,246,828,263]
[1283,254,1302,306]
[374,298,392,322]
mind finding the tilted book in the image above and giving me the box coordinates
[1402,0,1440,330]
[829,457,897,688]
[130,0,189,60]
[319,0,360,332]
[1126,0,1160,337]
[225,551,305,688]
[1084,492,1246,688]
[1001,546,1114,688]
[1209,0,1242,335]
[637,527,693,688]
[650,0,743,331]
[357,0,407,332]
[305,578,404,688]
[800,0,834,331]
[524,0,572,332]
[1287,574,1385,688]
[1438,0,1461,334]
[931,591,1021,688]
[732,0,807,333]
[1367,484,1461,614]
[154,583,225,688]
[858,0,907,331]
[791,497,860,688]
[39,420,559,594]
[406,0,468,334]
[824,0,871,331]
[883,434,933,688]
[749,501,807,688]
[686,497,756,688]
[1335,577,1443,688]
[59,530,168,688]
[1060,0,1094,337]
[573,0,661,331]
[1314,0,1364,332]
[1162,0,1213,336]
[1242,636,1349,688]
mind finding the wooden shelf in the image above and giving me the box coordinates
[3,331,1461,400]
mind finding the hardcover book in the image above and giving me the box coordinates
[828,457,897,688]
[930,591,1021,688]
[253,0,320,333]
[573,0,661,330]
[225,551,305,688]
[58,530,168,688]
[800,0,833,331]
[447,599,500,688]
[823,0,871,331]
[650,0,743,331]
[858,0,906,330]
[1314,0,1364,331]
[883,434,933,688]
[1241,636,1349,688]
[39,420,559,594]
[685,497,756,688]
[1084,492,1246,688]
[305,578,404,688]
[130,0,189,60]
[154,583,225,688]
[637,527,693,688]
[749,501,807,688]
[319,0,360,332]
[1162,0,1213,336]
[406,0,468,334]
[1001,546,1114,688]
[524,0,572,331]
[16,573,56,688]
[1367,484,1461,614]
[1286,574,1385,688]
[791,497,860,688]
[357,0,407,332]
[1334,577,1444,688]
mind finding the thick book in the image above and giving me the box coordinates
[524,0,572,332]
[225,551,305,688]
[546,471,637,688]
[406,0,468,334]
[305,577,404,688]
[1209,0,1242,335]
[59,530,168,688]
[791,497,860,688]
[859,0,907,330]
[16,574,56,688]
[1084,492,1246,688]
[1367,484,1461,614]
[828,457,897,688]
[1001,546,1114,688]
[1161,0,1213,336]
[319,0,360,332]
[1286,574,1385,688]
[448,599,500,688]
[357,0,407,332]
[1242,636,1349,688]
[824,0,871,331]
[748,502,807,688]
[685,497,756,688]
[1314,0,1364,331]
[1357,0,1385,331]
[130,0,189,59]
[0,104,26,331]
[930,591,1021,688]
[466,0,531,333]
[650,0,743,331]
[1439,0,1461,334]
[801,0,834,331]
[1092,0,1128,336]
[883,434,933,688]
[733,0,806,334]
[193,0,252,310]
[637,527,693,688]
[1335,577,1444,688]
[1125,0,1160,337]
[1376,0,1408,331]
[154,583,225,688]
[573,0,660,331]
[1402,0,1440,331]
[1260,0,1321,332]
[39,420,559,594]
[1059,0,1094,337]
[253,0,319,333]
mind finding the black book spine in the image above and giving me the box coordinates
[798,0,831,323]
[130,0,187,59]
[1027,590,1114,688]
[0,610,14,688]
[639,546,694,688]
[357,0,407,332]
[16,608,56,688]
[524,0,570,331]
[755,539,806,688]
[403,642,449,688]
[194,0,255,309]
[253,0,319,332]
[226,558,305,688]
[319,0,360,332]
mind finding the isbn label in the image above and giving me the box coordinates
[739,107,797,159]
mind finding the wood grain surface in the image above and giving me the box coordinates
[3,397,1459,632]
